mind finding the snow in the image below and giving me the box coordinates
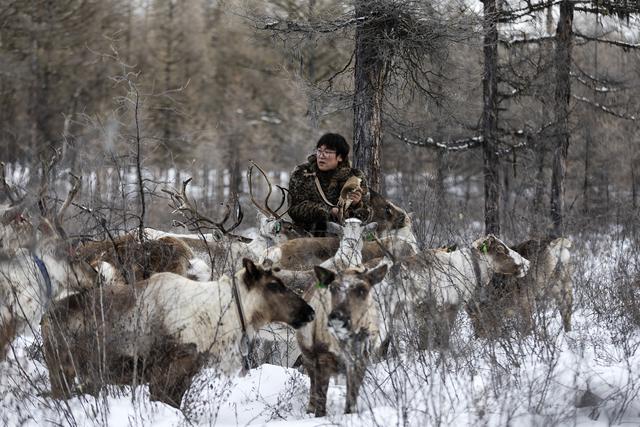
[2,233,640,426]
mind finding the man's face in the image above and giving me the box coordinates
[316,145,343,171]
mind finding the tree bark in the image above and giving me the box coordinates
[482,0,501,236]
[550,0,574,237]
[352,0,389,192]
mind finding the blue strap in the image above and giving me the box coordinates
[32,255,53,302]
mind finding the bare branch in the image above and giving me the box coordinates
[574,32,640,51]
[162,178,244,235]
[390,131,483,152]
[572,94,638,120]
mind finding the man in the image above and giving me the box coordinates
[288,133,371,235]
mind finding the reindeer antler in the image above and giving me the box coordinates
[162,178,243,235]
[52,173,81,240]
[247,161,289,219]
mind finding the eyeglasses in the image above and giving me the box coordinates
[316,148,337,158]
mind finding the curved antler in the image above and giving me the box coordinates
[53,173,81,240]
[247,160,289,220]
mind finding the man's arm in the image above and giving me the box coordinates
[347,169,372,221]
[288,168,331,224]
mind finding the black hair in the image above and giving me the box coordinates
[316,133,350,159]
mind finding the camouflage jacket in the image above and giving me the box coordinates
[288,154,371,233]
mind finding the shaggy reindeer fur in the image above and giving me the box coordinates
[297,263,388,417]
[0,246,97,360]
[41,258,315,408]
[469,237,573,337]
[78,234,196,282]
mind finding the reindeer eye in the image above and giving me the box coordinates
[352,286,368,298]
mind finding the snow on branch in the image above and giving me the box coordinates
[498,0,562,22]
[574,32,640,51]
[258,16,364,34]
[570,71,623,94]
[499,35,555,46]
[572,95,638,120]
[390,131,483,151]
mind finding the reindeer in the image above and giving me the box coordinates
[297,262,388,417]
[469,237,573,337]
[76,234,199,283]
[377,234,530,350]
[41,258,315,408]
[0,174,99,360]
[369,189,419,253]
[0,162,35,251]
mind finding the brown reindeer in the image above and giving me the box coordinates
[41,258,315,408]
[297,262,388,417]
[469,237,573,337]
[77,234,196,283]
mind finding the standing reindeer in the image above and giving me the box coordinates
[0,174,99,360]
[42,258,315,408]
[297,262,388,417]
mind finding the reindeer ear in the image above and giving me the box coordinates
[326,222,343,236]
[365,263,388,286]
[364,222,378,233]
[243,258,261,287]
[313,266,335,288]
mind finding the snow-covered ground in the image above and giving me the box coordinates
[2,233,640,426]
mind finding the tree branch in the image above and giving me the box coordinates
[574,32,640,51]
[572,95,638,120]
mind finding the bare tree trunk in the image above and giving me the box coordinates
[532,139,547,235]
[162,1,175,147]
[583,127,592,214]
[550,0,574,237]
[482,0,501,236]
[352,0,389,192]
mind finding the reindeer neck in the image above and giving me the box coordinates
[460,247,490,287]
[335,237,363,269]
[225,271,258,337]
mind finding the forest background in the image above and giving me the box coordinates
[1,0,639,242]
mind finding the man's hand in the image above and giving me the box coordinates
[348,190,362,206]
[330,207,340,218]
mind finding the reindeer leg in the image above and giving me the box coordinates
[0,317,16,361]
[313,359,330,417]
[305,357,317,414]
[345,362,366,414]
[558,273,573,332]
[41,318,75,399]
[148,341,200,409]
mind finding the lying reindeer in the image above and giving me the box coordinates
[377,234,530,350]
[77,234,198,283]
[41,258,315,408]
[468,237,572,337]
[297,262,388,417]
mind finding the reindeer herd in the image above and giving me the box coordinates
[0,162,574,417]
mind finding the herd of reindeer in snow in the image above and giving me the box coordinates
[0,160,573,417]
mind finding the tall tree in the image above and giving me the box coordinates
[481,0,501,235]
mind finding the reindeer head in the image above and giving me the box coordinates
[473,234,530,278]
[242,258,315,329]
[327,218,377,242]
[0,164,35,250]
[368,190,410,233]
[314,262,388,342]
